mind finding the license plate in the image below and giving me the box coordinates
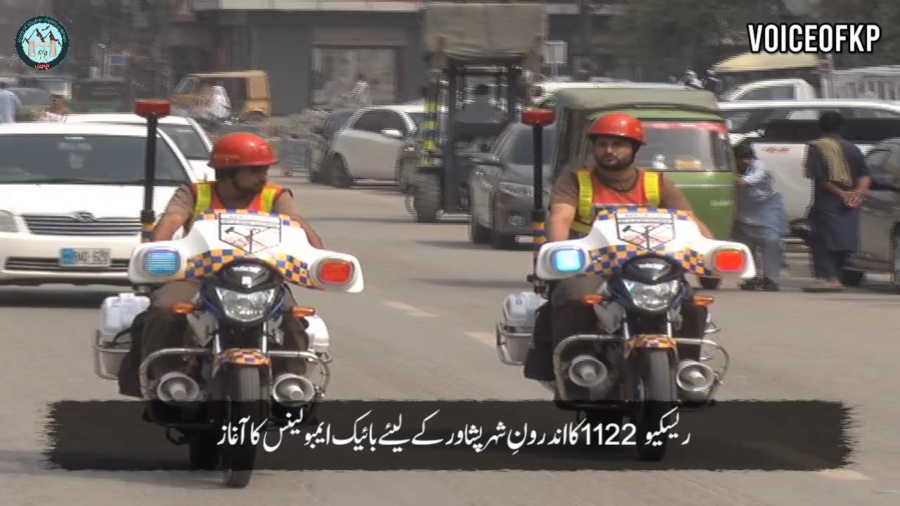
[59,248,112,267]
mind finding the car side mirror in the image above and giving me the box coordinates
[311,125,323,134]
[380,128,404,139]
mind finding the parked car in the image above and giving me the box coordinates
[327,104,433,187]
[63,113,215,181]
[467,122,556,249]
[308,108,358,184]
[842,137,900,287]
[0,123,198,286]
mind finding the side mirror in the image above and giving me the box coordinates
[311,125,323,135]
[380,128,404,139]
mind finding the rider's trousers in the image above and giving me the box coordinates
[140,279,309,380]
[549,275,707,357]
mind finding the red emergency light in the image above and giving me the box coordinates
[522,108,555,126]
[135,99,171,118]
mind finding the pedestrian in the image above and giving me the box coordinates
[802,111,871,292]
[348,73,371,107]
[732,141,787,291]
[0,82,21,123]
[42,94,70,122]
[703,69,723,96]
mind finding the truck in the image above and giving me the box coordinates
[713,51,900,102]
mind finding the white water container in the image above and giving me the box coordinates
[99,293,150,335]
[305,315,331,354]
[119,294,150,329]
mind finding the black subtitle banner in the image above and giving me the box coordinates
[43,400,853,471]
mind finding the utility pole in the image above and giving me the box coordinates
[577,0,593,79]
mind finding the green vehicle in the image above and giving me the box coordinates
[548,86,736,290]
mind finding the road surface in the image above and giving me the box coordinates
[1,177,898,504]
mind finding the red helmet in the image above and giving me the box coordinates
[208,132,278,169]
[587,112,646,145]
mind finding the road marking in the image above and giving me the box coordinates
[382,301,436,317]
[817,469,874,481]
[464,331,495,346]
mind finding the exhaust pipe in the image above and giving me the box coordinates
[676,359,716,401]
[567,355,609,388]
[271,373,316,406]
[156,372,201,403]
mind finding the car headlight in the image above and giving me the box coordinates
[498,182,550,200]
[623,279,681,312]
[0,210,19,233]
[214,287,277,323]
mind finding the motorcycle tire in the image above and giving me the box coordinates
[634,350,677,462]
[220,366,265,488]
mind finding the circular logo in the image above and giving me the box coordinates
[15,15,69,70]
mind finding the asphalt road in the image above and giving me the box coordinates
[2,176,899,504]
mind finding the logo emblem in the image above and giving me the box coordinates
[15,15,69,70]
[72,211,96,222]
[615,211,676,250]
[218,214,282,254]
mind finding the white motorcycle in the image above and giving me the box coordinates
[92,210,364,487]
[495,204,755,461]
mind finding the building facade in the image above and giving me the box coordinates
[188,0,630,115]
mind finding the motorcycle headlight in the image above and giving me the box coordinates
[623,279,681,312]
[214,287,277,323]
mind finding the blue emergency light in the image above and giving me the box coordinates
[143,247,181,276]
[549,247,585,273]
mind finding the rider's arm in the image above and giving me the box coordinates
[151,185,192,241]
[659,176,714,239]
[273,190,325,249]
[547,171,579,242]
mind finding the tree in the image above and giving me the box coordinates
[606,0,792,79]
[815,0,900,67]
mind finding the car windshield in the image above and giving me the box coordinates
[326,110,356,138]
[509,126,556,166]
[158,124,209,159]
[408,112,425,126]
[633,122,731,172]
[0,134,190,185]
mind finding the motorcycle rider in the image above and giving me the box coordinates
[134,132,325,391]
[537,113,714,371]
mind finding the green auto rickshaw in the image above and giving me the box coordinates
[548,86,736,290]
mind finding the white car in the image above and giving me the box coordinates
[719,99,900,145]
[0,123,199,287]
[328,104,431,187]
[63,113,215,182]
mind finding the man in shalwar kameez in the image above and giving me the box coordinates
[802,111,871,293]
